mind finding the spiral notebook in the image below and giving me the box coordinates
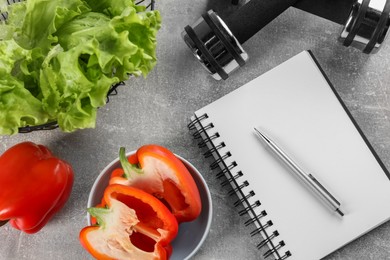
[188,51,390,260]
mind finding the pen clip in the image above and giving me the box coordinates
[308,174,341,206]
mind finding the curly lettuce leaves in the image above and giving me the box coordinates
[0,39,49,135]
[81,0,147,18]
[3,0,90,50]
[0,0,161,134]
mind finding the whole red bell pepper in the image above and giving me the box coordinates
[80,184,178,260]
[0,141,74,234]
[109,144,202,223]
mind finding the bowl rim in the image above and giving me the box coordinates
[86,150,213,260]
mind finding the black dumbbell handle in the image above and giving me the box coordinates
[294,0,356,25]
[224,0,300,44]
[225,0,356,44]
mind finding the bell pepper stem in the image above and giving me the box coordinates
[0,219,9,227]
[119,147,143,178]
[88,207,111,229]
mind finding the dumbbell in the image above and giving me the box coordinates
[182,0,390,80]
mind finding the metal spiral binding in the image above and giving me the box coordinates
[264,241,286,258]
[204,142,226,158]
[222,170,243,187]
[239,200,261,216]
[188,113,292,260]
[228,180,249,196]
[216,161,237,178]
[234,189,254,207]
[193,123,214,139]
[250,220,273,236]
[257,230,278,249]
[198,132,220,148]
[210,151,231,169]
[245,210,267,226]
[188,113,208,130]
[1,0,156,133]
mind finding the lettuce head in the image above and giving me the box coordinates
[0,0,161,134]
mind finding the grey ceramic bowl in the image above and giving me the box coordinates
[87,151,212,260]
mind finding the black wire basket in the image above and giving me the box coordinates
[0,0,156,133]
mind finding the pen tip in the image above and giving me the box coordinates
[254,127,270,143]
[253,127,262,136]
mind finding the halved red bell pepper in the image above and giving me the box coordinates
[80,184,178,260]
[0,141,74,234]
[109,144,202,223]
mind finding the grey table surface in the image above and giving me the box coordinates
[1,0,390,259]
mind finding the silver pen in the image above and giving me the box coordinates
[254,127,344,217]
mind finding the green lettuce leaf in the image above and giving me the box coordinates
[0,0,160,134]
[0,39,50,135]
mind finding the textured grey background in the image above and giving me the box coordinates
[1,0,390,259]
